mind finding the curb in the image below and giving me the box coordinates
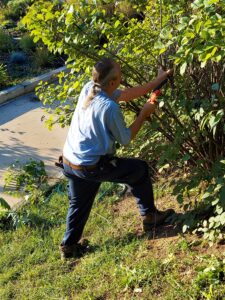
[0,66,70,105]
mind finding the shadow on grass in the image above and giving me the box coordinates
[102,212,183,249]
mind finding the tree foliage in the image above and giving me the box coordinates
[22,0,225,242]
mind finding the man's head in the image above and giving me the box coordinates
[92,58,121,92]
[83,58,121,109]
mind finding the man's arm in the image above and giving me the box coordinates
[117,69,171,103]
[129,102,157,140]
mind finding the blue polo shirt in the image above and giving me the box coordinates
[63,81,131,165]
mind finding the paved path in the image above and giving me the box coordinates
[0,93,68,207]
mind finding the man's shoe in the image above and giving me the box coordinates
[59,239,89,260]
[142,209,175,232]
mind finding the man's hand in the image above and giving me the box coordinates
[140,101,157,118]
[157,67,173,79]
[129,101,156,139]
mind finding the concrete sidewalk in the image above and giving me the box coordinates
[0,93,68,208]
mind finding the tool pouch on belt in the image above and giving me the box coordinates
[55,155,64,169]
[98,155,118,173]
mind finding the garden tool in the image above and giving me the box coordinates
[148,78,168,104]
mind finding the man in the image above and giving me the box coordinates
[60,57,174,259]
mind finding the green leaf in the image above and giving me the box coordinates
[180,62,187,75]
[204,0,219,7]
[68,5,74,14]
[182,224,189,233]
[192,0,204,8]
[201,60,207,68]
[212,198,219,206]
[159,48,166,55]
[195,21,202,33]
[0,197,10,210]
[202,192,210,199]
[209,110,224,131]
[33,36,40,43]
[114,20,120,29]
[45,12,54,21]
[181,37,189,45]
[182,154,191,161]
[159,100,164,108]
[154,40,165,49]
[211,46,218,56]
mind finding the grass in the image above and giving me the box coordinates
[0,182,225,299]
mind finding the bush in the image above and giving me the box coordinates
[0,29,14,53]
[23,0,225,244]
[19,34,36,53]
[4,0,33,22]
[4,159,48,203]
[9,51,27,64]
[32,47,56,68]
[0,64,9,87]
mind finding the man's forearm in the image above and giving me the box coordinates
[129,102,156,140]
[129,113,146,140]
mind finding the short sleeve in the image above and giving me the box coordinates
[107,103,131,146]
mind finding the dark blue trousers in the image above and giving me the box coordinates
[61,156,156,246]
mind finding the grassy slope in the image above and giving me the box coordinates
[0,182,225,300]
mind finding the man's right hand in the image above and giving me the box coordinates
[140,101,157,119]
[158,67,173,80]
[129,102,156,139]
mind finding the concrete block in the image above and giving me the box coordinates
[0,85,24,104]
[0,66,70,105]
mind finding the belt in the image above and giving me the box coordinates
[63,156,98,171]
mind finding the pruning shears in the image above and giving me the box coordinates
[149,78,168,104]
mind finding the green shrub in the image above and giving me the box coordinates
[4,0,33,22]
[0,29,14,53]
[0,64,9,87]
[0,197,12,230]
[4,159,48,203]
[32,47,56,68]
[23,0,225,245]
[9,51,27,64]
[19,34,36,52]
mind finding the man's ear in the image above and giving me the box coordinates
[107,80,113,87]
[110,79,116,87]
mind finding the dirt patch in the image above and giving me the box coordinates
[112,195,225,262]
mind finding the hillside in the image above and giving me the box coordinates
[1,181,225,300]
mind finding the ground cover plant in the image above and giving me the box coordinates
[21,0,225,244]
[0,181,225,299]
[0,0,65,91]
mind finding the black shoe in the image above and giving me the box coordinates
[59,239,90,260]
[142,209,175,231]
